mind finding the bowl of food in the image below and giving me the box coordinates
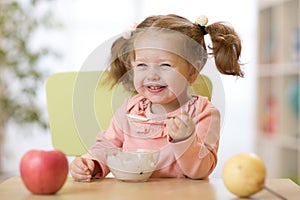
[105,148,160,182]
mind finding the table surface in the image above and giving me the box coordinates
[0,177,300,200]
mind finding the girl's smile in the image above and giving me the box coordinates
[145,83,167,94]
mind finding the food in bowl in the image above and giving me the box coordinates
[105,148,160,182]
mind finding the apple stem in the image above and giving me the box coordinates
[263,186,287,200]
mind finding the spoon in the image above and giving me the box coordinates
[126,114,175,123]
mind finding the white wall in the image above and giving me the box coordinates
[1,0,257,178]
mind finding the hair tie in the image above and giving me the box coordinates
[122,22,138,39]
[195,16,208,36]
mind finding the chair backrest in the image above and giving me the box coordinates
[45,71,212,156]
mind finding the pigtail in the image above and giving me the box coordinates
[106,36,135,91]
[206,22,244,77]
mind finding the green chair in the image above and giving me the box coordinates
[45,71,212,156]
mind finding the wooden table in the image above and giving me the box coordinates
[0,177,299,200]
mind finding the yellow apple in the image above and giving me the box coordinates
[222,153,266,197]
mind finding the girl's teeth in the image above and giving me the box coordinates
[149,86,162,90]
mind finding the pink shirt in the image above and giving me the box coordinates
[84,94,220,179]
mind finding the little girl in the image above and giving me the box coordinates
[70,14,243,181]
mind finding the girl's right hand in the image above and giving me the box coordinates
[70,157,95,182]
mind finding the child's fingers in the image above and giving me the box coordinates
[72,172,92,182]
[167,117,178,133]
[76,158,90,172]
[70,158,92,182]
[167,112,195,141]
[177,113,195,131]
[176,114,189,127]
[85,159,95,174]
[178,111,191,122]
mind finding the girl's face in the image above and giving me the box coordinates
[133,47,196,113]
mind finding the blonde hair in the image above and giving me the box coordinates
[108,14,243,91]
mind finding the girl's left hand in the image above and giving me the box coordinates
[166,112,195,142]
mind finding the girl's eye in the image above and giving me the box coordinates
[136,63,147,67]
[160,63,172,67]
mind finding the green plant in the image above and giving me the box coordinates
[0,0,60,131]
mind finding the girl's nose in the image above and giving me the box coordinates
[146,66,160,81]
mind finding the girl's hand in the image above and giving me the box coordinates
[166,112,195,142]
[70,157,95,182]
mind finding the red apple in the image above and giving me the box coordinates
[20,149,69,195]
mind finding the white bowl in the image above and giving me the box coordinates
[105,148,160,182]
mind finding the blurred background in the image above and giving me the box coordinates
[0,0,299,184]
